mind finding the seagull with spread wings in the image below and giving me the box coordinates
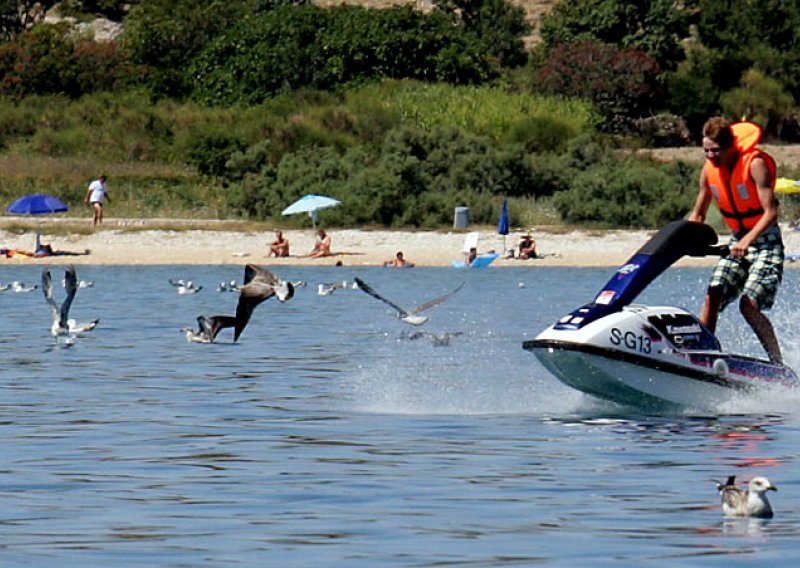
[354,277,464,326]
[42,265,78,342]
[234,264,295,341]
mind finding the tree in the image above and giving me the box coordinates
[694,0,800,101]
[121,0,257,98]
[190,5,494,106]
[537,40,661,125]
[539,0,691,71]
[434,0,529,68]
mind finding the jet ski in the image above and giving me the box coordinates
[523,220,798,409]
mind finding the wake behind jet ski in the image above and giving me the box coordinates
[523,220,798,410]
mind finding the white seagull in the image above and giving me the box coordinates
[169,279,203,294]
[11,281,38,292]
[42,266,78,342]
[217,280,240,292]
[234,264,294,341]
[717,475,777,518]
[181,314,237,343]
[317,281,349,296]
[62,278,93,288]
[67,318,100,335]
[354,277,464,326]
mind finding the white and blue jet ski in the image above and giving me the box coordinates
[523,220,798,409]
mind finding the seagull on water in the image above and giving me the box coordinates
[354,277,464,326]
[67,318,100,335]
[62,278,93,288]
[401,330,463,346]
[42,266,78,342]
[181,314,237,343]
[717,475,777,518]
[169,279,203,294]
[234,264,294,341]
[217,280,240,292]
[11,281,38,292]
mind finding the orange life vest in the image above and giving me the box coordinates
[703,122,776,233]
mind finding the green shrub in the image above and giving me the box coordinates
[720,69,795,139]
[552,157,697,228]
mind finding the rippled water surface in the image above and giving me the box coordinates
[2,263,800,565]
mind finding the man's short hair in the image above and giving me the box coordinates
[702,117,734,148]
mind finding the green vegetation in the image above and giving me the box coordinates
[5,0,800,229]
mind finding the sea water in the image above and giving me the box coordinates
[1,264,800,565]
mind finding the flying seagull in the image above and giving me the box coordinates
[318,281,349,296]
[42,265,78,342]
[234,264,295,341]
[182,314,236,343]
[354,277,464,326]
[717,475,777,518]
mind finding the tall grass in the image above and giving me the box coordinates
[346,80,598,148]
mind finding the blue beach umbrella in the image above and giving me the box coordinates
[497,198,509,253]
[6,194,69,252]
[281,194,341,228]
[7,194,68,215]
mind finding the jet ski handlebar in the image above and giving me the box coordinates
[706,244,730,257]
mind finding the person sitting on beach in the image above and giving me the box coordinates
[268,230,290,257]
[309,229,331,258]
[384,251,414,268]
[519,234,538,260]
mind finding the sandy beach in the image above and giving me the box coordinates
[3,217,800,267]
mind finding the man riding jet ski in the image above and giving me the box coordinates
[690,118,784,365]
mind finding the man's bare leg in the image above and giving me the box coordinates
[699,286,723,333]
[740,295,783,364]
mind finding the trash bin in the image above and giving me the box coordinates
[454,206,470,229]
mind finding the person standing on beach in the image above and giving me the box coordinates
[688,117,784,364]
[84,175,110,226]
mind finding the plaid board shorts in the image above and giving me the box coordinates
[709,229,784,311]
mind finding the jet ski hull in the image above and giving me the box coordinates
[526,340,786,409]
[525,305,798,410]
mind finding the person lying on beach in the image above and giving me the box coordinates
[3,247,90,258]
[309,229,331,258]
[268,230,290,257]
[384,250,415,268]
[466,247,478,266]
